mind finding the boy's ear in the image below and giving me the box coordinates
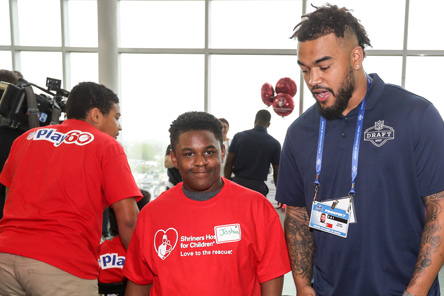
[170,149,179,169]
[85,107,103,125]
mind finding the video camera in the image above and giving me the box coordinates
[0,77,69,131]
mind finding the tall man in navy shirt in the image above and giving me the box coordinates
[276,4,444,296]
[224,109,281,198]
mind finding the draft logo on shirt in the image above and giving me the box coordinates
[364,120,394,147]
[154,228,178,260]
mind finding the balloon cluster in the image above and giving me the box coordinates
[261,77,297,117]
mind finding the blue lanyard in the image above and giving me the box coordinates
[314,75,371,199]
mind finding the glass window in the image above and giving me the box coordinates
[20,52,63,89]
[120,54,205,143]
[17,0,62,46]
[364,56,403,86]
[408,0,444,50]
[210,54,300,145]
[0,0,11,45]
[308,0,405,50]
[69,52,98,88]
[210,0,302,49]
[120,53,204,198]
[302,80,314,113]
[0,51,13,70]
[119,1,205,48]
[68,0,98,47]
[405,56,444,115]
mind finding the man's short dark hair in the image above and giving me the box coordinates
[291,4,371,56]
[169,111,223,152]
[66,82,119,120]
[255,109,271,124]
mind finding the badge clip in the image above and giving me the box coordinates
[313,179,320,202]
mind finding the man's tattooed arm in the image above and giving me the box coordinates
[284,206,316,296]
[406,191,444,296]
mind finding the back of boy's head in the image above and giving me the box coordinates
[108,189,151,237]
[66,82,119,120]
[169,111,223,153]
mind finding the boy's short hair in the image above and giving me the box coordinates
[169,111,223,152]
[109,189,151,236]
[66,82,119,120]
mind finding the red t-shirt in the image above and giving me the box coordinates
[0,119,142,279]
[123,179,291,295]
[98,236,127,283]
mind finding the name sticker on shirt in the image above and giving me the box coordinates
[309,201,350,238]
[214,224,241,244]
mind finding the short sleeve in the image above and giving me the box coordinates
[123,213,155,285]
[256,200,291,283]
[102,143,142,205]
[228,134,239,154]
[414,103,444,197]
[275,129,306,207]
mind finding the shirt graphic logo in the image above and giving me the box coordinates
[27,128,94,147]
[154,228,178,260]
[364,120,395,147]
[98,253,125,270]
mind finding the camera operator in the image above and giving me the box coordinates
[0,69,26,220]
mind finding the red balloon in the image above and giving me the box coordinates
[261,82,275,107]
[275,77,297,97]
[272,93,294,117]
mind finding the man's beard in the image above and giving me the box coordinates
[314,66,355,120]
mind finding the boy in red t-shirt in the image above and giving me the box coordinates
[98,189,150,284]
[123,111,290,296]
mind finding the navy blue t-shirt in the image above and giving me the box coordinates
[276,74,444,296]
[228,125,281,181]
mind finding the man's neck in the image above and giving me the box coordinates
[342,72,370,116]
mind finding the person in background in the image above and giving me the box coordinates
[224,110,280,198]
[98,188,151,284]
[164,144,182,190]
[276,4,444,296]
[0,82,142,295]
[123,111,290,296]
[0,69,26,220]
[219,118,230,176]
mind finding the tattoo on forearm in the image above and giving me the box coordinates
[408,192,444,288]
[284,207,314,282]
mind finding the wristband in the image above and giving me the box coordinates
[402,291,415,296]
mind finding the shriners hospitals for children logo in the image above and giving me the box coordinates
[27,128,94,147]
[154,228,178,260]
[364,120,395,147]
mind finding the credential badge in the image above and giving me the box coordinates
[364,120,395,147]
